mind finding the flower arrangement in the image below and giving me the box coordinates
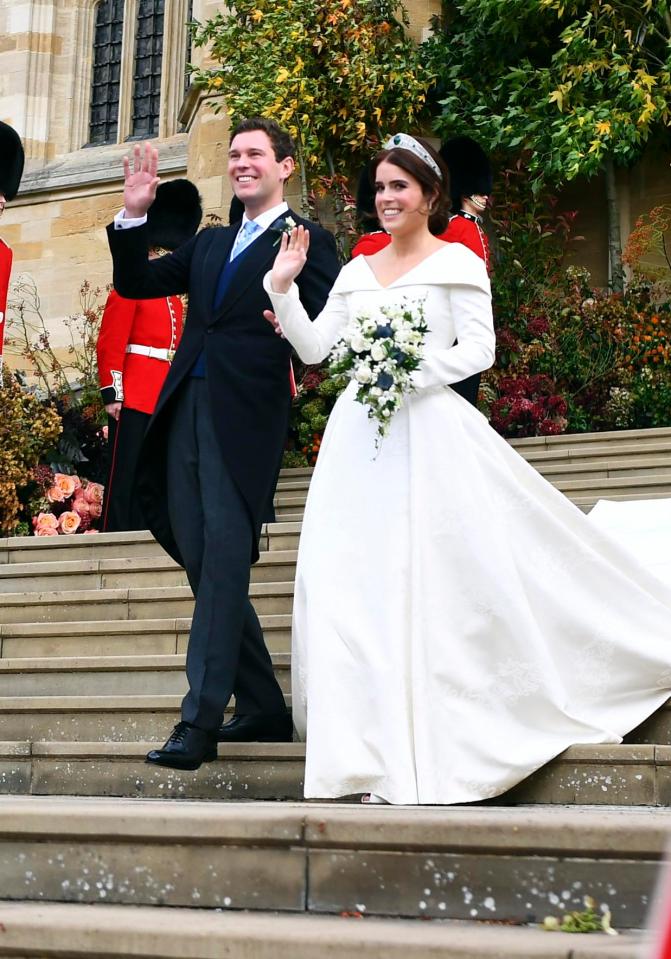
[0,369,63,537]
[489,374,568,438]
[328,299,428,446]
[271,216,297,246]
[32,469,104,536]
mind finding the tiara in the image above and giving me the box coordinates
[383,133,443,180]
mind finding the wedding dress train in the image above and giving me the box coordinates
[265,244,671,805]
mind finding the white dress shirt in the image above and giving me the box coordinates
[113,199,290,258]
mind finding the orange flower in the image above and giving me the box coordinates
[58,511,81,535]
[53,473,77,498]
[34,512,58,533]
[83,482,104,506]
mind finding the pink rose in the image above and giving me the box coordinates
[83,529,99,535]
[83,482,104,506]
[35,526,59,537]
[72,496,90,518]
[71,475,82,492]
[88,502,102,519]
[33,513,58,536]
[53,473,77,498]
[46,485,66,503]
[58,511,81,535]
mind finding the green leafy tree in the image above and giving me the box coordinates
[190,0,433,245]
[422,0,671,290]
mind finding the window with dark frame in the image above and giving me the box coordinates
[185,0,193,93]
[130,0,165,140]
[88,0,125,146]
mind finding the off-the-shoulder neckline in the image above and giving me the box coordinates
[360,244,452,289]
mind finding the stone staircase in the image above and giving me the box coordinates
[0,426,669,956]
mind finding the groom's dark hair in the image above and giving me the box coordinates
[229,117,296,163]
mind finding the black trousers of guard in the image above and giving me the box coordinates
[104,408,150,532]
[166,377,286,731]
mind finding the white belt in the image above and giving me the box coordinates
[125,344,175,362]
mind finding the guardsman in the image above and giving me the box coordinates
[0,122,25,370]
[97,179,202,531]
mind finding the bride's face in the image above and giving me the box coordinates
[374,160,432,236]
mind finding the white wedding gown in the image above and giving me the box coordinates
[265,244,671,805]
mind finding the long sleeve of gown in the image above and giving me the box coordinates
[263,272,349,365]
[412,282,495,391]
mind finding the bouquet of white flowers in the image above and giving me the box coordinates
[328,299,428,446]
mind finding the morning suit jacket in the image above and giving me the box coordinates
[106,211,340,564]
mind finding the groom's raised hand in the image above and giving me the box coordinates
[270,226,310,294]
[122,142,160,218]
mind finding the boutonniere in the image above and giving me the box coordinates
[271,215,297,246]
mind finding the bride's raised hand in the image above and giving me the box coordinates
[270,226,310,294]
[122,142,160,218]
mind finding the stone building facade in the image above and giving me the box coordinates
[0,0,668,374]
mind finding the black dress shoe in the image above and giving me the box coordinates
[146,722,217,770]
[217,711,293,743]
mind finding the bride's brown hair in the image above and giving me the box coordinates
[370,137,451,235]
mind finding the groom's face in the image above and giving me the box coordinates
[228,130,294,215]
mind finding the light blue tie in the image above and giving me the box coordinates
[231,219,261,259]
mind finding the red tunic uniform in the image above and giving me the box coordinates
[97,291,183,414]
[350,213,491,273]
[0,239,13,366]
[97,291,184,532]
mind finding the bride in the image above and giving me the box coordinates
[263,134,671,806]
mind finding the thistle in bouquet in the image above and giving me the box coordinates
[329,299,428,447]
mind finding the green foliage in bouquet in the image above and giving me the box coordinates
[7,278,109,481]
[0,368,62,536]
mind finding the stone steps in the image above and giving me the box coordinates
[0,653,290,697]
[0,523,287,565]
[0,902,646,957]
[0,694,665,745]
[0,427,666,953]
[0,797,665,930]
[0,550,298,593]
[0,741,668,806]
[0,615,292,658]
[275,456,671,492]
[0,582,294,625]
[275,467,671,521]
[276,455,671,490]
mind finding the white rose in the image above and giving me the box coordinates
[371,342,387,362]
[355,365,373,384]
[351,334,368,353]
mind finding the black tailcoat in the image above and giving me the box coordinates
[107,212,340,564]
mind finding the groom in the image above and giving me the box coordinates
[107,118,340,770]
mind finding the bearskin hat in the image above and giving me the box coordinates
[228,194,244,225]
[147,178,203,251]
[355,164,380,234]
[439,137,492,213]
[0,122,25,202]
